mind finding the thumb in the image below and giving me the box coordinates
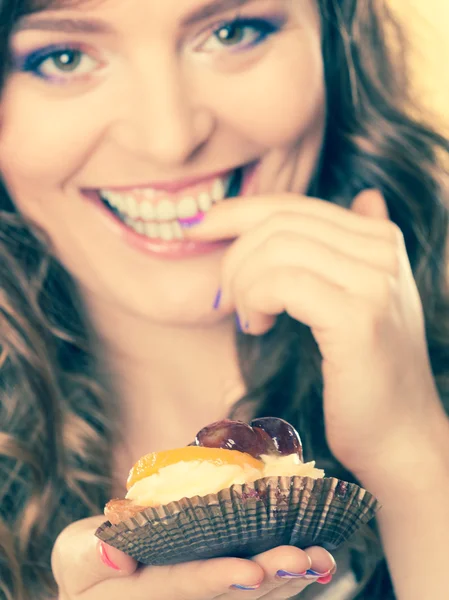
[351,189,390,220]
[52,516,138,596]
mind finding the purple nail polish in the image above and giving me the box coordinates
[277,570,308,579]
[213,289,222,310]
[306,569,330,577]
[178,213,205,228]
[231,583,261,591]
[236,314,243,332]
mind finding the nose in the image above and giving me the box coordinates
[113,55,215,166]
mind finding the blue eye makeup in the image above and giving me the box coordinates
[13,43,101,83]
[11,12,286,84]
[201,15,284,53]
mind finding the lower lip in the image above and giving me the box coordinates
[82,166,256,259]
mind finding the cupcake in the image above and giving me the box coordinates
[96,418,380,565]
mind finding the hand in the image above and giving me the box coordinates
[186,190,443,480]
[51,517,336,600]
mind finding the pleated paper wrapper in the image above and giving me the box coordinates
[95,476,380,565]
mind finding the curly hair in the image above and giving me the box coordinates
[0,1,448,599]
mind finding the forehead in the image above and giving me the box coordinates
[23,0,275,14]
[14,0,306,36]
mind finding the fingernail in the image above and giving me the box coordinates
[179,213,206,228]
[306,569,331,577]
[276,570,308,579]
[98,542,121,571]
[236,314,249,333]
[236,314,243,332]
[213,289,222,310]
[231,583,261,591]
[317,574,333,585]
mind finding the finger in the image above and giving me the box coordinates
[246,546,335,599]
[185,194,394,241]
[235,266,349,336]
[100,556,264,600]
[223,233,393,331]
[53,518,264,600]
[303,546,337,577]
[213,547,312,600]
[252,545,311,579]
[51,517,138,596]
[352,189,390,220]
[217,213,398,286]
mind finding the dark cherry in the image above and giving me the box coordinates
[194,419,267,457]
[250,417,303,460]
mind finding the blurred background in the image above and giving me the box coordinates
[392,0,449,132]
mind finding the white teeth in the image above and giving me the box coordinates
[198,192,212,212]
[172,221,183,239]
[103,191,119,207]
[177,196,198,219]
[122,218,183,241]
[100,171,235,235]
[124,216,137,231]
[134,220,145,234]
[126,195,140,219]
[140,200,155,220]
[159,222,174,241]
[156,199,177,222]
[212,178,225,202]
[145,222,158,238]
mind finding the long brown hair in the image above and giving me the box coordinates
[1,1,448,599]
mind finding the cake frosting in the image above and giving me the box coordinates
[126,453,324,507]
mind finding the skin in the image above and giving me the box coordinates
[1,0,449,598]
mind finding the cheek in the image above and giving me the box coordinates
[208,35,325,146]
[0,80,108,191]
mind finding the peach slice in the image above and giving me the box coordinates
[127,446,264,490]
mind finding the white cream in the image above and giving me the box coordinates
[126,460,263,507]
[126,453,325,508]
[261,454,325,479]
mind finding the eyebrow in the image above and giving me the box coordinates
[181,0,259,27]
[13,0,258,35]
[13,16,113,35]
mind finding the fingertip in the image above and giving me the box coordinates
[97,541,138,575]
[251,545,312,580]
[352,189,390,220]
[304,546,337,575]
[218,557,265,590]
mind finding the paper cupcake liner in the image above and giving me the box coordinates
[95,476,380,565]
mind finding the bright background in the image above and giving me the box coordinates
[391,0,449,131]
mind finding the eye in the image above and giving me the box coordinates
[19,46,102,83]
[198,17,280,53]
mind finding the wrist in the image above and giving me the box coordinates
[355,406,449,502]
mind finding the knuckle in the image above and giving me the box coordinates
[386,247,401,276]
[262,230,294,262]
[264,212,295,230]
[269,266,290,291]
[384,221,404,245]
[375,274,397,309]
[352,283,394,341]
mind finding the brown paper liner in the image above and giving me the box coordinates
[95,476,380,565]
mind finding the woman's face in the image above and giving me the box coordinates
[0,0,325,325]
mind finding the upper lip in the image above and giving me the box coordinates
[90,168,237,194]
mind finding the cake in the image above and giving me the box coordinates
[96,417,380,565]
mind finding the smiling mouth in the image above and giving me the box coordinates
[96,168,243,242]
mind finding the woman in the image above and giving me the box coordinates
[1,0,448,598]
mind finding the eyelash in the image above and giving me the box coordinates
[17,42,100,83]
[15,15,283,85]
[200,16,282,52]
